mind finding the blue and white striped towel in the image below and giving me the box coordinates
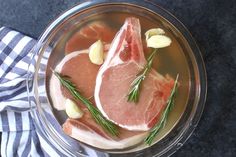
[0,27,106,157]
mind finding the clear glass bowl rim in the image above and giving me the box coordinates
[28,0,207,157]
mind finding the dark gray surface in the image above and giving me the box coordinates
[0,0,235,157]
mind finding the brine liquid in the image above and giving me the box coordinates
[47,11,190,152]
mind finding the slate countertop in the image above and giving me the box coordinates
[0,0,235,157]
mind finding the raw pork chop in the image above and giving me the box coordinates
[63,115,147,149]
[50,45,109,110]
[50,49,147,149]
[95,17,174,131]
[65,21,115,54]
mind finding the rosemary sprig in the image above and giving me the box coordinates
[52,70,119,136]
[127,49,158,102]
[144,74,179,145]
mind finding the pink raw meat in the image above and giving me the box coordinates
[50,50,147,149]
[65,21,115,54]
[95,17,174,131]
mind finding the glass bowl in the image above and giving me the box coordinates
[27,0,207,156]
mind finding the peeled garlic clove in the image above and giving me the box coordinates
[145,28,165,41]
[147,35,172,49]
[65,99,83,119]
[89,40,104,65]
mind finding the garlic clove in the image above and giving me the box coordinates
[65,99,83,119]
[147,35,172,49]
[89,40,104,65]
[145,28,165,41]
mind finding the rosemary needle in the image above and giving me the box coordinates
[127,49,158,103]
[144,74,179,145]
[52,70,119,136]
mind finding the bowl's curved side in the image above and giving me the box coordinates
[28,1,207,157]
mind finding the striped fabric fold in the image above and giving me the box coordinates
[0,27,103,157]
